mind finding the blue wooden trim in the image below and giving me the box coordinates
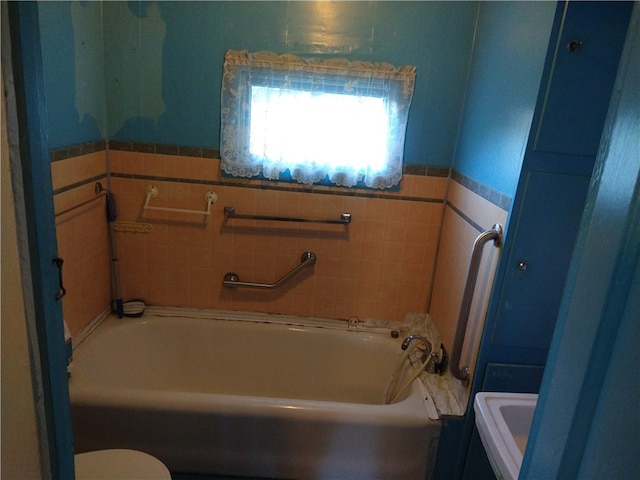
[521,4,640,478]
[435,3,633,479]
[8,3,75,478]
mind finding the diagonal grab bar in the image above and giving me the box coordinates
[450,224,503,386]
[223,252,317,289]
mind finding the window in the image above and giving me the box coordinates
[220,50,416,189]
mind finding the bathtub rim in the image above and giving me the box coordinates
[73,305,406,351]
[71,379,439,425]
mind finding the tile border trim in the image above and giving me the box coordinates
[48,141,511,209]
[451,170,511,211]
[446,202,485,233]
[53,174,107,196]
[50,140,106,162]
[109,140,220,159]
[110,172,444,204]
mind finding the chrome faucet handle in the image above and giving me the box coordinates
[425,352,440,374]
[400,334,432,351]
[425,343,448,375]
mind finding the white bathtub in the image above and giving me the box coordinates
[69,307,441,479]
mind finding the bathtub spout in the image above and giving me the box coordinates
[401,335,433,363]
[385,335,435,404]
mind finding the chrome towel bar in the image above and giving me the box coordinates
[55,182,106,218]
[55,191,106,218]
[450,223,503,386]
[224,206,351,225]
[144,185,217,216]
[223,252,317,289]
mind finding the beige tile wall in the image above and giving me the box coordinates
[51,145,508,365]
[51,151,111,336]
[109,151,447,323]
[429,180,508,390]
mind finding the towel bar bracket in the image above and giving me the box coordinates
[143,185,217,216]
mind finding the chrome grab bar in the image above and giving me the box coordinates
[55,182,106,218]
[224,206,351,225]
[450,223,503,386]
[223,252,317,289]
[55,191,106,218]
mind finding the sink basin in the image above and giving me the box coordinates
[474,392,538,480]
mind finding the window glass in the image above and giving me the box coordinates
[221,50,416,189]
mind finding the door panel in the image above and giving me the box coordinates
[491,172,590,351]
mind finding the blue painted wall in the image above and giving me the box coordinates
[37,1,559,196]
[38,1,106,149]
[39,1,480,168]
[452,1,555,197]
[104,1,479,167]
[37,0,561,193]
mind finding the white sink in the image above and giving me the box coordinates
[474,392,538,480]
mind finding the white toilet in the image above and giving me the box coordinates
[74,449,171,479]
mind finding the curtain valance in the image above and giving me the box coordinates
[221,50,416,189]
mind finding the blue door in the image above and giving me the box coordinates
[6,3,75,478]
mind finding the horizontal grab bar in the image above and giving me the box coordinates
[55,191,106,218]
[143,185,217,216]
[55,181,107,218]
[224,206,351,225]
[450,223,503,386]
[223,252,317,289]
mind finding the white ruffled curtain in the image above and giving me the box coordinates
[220,50,416,189]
